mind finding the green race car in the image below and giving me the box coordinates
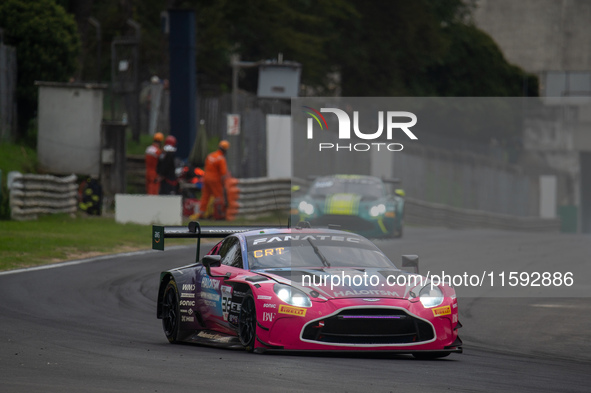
[291,175,405,238]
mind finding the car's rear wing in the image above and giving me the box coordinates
[381,177,401,184]
[152,221,272,261]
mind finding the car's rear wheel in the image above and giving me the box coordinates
[238,293,257,352]
[412,351,450,360]
[162,279,181,343]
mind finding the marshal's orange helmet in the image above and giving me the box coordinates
[153,132,164,142]
[219,140,230,151]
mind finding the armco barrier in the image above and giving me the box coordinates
[405,197,561,232]
[9,173,77,221]
[234,178,560,232]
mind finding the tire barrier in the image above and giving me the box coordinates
[8,173,78,221]
[234,177,294,218]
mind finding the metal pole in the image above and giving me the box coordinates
[127,19,141,143]
[231,54,239,114]
[88,17,102,83]
[110,41,116,121]
[229,55,260,177]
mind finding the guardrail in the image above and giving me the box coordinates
[9,173,78,221]
[234,177,560,232]
[121,157,562,232]
[405,197,561,232]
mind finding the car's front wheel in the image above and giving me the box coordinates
[238,293,257,352]
[161,279,181,343]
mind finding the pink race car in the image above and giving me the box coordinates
[154,223,462,359]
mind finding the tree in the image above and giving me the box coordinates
[0,0,80,141]
[70,0,537,100]
[167,0,355,94]
[324,0,537,97]
[425,23,539,97]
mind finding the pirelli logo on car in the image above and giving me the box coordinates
[432,305,451,317]
[278,304,307,317]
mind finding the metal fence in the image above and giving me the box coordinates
[0,41,17,141]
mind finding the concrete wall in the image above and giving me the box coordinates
[472,3,591,230]
[474,0,591,73]
[392,144,541,217]
[115,194,182,225]
[266,115,292,178]
[37,82,105,176]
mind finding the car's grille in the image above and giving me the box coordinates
[302,308,435,345]
[311,215,376,232]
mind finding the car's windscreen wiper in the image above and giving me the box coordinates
[307,238,331,268]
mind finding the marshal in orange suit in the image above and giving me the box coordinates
[199,140,230,219]
[145,132,164,194]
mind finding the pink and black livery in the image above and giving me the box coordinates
[153,222,462,358]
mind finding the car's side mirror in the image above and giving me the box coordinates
[401,254,419,274]
[202,255,227,278]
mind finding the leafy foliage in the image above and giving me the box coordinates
[0,141,38,219]
[1,0,538,147]
[0,0,80,139]
[424,23,539,97]
[68,0,536,100]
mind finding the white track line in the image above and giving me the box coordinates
[0,245,192,276]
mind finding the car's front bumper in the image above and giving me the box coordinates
[255,299,461,353]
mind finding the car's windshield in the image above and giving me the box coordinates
[247,234,395,270]
[309,177,384,199]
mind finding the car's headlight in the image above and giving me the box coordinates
[298,201,315,215]
[369,203,386,217]
[273,284,312,307]
[419,285,444,308]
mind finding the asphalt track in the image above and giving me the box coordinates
[1,227,590,392]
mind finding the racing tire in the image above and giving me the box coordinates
[392,216,404,238]
[392,208,404,238]
[162,279,181,343]
[238,293,257,352]
[393,224,403,238]
[412,352,450,360]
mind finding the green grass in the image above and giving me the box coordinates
[0,142,37,176]
[1,142,38,219]
[0,140,288,271]
[0,212,288,271]
[0,214,152,270]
